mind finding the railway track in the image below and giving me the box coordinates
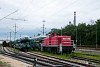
[0,47,81,67]
[4,47,95,67]
[28,51,100,64]
[26,52,96,67]
[3,47,66,67]
[0,47,54,67]
[29,51,100,64]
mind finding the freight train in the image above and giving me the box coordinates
[3,33,75,53]
[12,36,46,51]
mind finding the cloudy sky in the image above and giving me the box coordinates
[0,0,100,40]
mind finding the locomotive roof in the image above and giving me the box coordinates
[33,35,46,39]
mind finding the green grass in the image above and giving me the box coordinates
[72,52,100,60]
[0,61,11,67]
[31,50,73,59]
[30,50,100,61]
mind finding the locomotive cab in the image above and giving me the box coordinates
[42,33,73,53]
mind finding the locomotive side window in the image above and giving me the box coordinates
[62,38,67,40]
[62,38,71,40]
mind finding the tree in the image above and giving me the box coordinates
[47,28,61,35]
[47,19,100,47]
[77,23,87,45]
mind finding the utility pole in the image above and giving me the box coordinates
[74,12,76,26]
[42,20,46,35]
[43,23,44,35]
[14,23,17,41]
[13,23,17,52]
[6,18,26,39]
[74,11,77,49]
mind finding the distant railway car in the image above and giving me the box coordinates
[13,37,31,51]
[32,36,46,50]
[42,33,73,53]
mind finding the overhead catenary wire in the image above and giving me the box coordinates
[19,0,58,18]
[18,0,78,18]
[46,0,99,19]
[33,0,62,13]
[0,10,19,21]
[5,18,27,21]
[47,0,78,17]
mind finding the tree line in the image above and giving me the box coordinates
[48,19,100,47]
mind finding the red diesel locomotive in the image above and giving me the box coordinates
[42,33,74,53]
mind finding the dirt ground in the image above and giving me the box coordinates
[0,54,32,67]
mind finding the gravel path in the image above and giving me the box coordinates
[0,54,32,67]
